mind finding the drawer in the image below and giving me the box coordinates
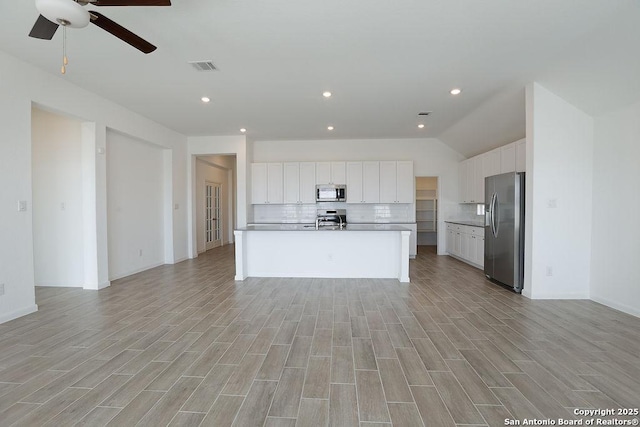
[470,226,485,237]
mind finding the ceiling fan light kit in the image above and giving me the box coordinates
[36,0,90,28]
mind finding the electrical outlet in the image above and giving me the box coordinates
[174,204,179,210]
[0,283,5,296]
[546,266,553,277]
[18,200,27,212]
[60,202,65,211]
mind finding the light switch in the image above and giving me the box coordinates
[18,201,27,212]
[97,147,105,155]
[547,198,557,208]
[174,204,179,210]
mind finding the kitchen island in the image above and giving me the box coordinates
[234,224,411,283]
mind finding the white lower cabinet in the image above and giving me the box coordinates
[446,222,484,269]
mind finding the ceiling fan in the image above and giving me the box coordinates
[29,0,171,54]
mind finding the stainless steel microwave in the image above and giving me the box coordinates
[316,184,346,202]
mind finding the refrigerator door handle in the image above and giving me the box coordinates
[493,193,499,237]
[490,192,498,238]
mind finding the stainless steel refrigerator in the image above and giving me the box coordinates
[484,172,525,293]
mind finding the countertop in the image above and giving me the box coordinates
[237,224,411,232]
[445,219,485,228]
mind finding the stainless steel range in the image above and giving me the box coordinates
[315,209,347,229]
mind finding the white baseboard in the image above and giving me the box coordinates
[0,304,38,324]
[447,253,483,270]
[109,261,165,281]
[529,291,590,300]
[35,282,83,288]
[590,295,640,318]
[173,256,188,264]
[83,280,111,290]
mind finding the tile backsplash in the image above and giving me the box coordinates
[456,203,486,221]
[252,203,415,224]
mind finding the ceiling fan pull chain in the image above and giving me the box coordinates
[61,26,68,74]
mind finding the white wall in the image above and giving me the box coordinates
[0,50,187,324]
[31,108,85,287]
[196,158,232,252]
[251,138,463,254]
[107,131,166,280]
[187,136,248,258]
[524,83,594,299]
[590,101,640,317]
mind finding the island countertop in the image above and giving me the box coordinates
[238,224,411,232]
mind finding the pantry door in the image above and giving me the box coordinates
[205,182,222,250]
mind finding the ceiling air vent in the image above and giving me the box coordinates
[189,60,217,72]
[418,111,432,116]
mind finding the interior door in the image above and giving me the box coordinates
[205,182,222,250]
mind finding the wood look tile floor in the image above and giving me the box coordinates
[1,245,639,426]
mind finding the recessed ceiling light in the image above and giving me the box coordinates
[450,88,462,95]
[418,124,425,129]
[201,97,210,103]
[240,128,246,133]
[327,126,334,131]
[323,91,332,98]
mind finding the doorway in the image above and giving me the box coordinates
[205,182,222,250]
[416,176,439,251]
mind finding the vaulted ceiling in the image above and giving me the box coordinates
[1,0,639,156]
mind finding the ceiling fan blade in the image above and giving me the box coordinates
[89,12,156,53]
[91,0,171,6]
[29,14,59,40]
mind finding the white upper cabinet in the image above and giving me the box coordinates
[459,158,479,203]
[348,161,381,204]
[283,162,316,204]
[515,139,526,172]
[466,158,478,203]
[252,163,268,204]
[316,162,331,184]
[299,162,316,203]
[483,148,501,177]
[346,162,363,203]
[267,163,283,203]
[474,154,485,204]
[500,142,516,173]
[459,159,468,203]
[459,142,518,204]
[380,161,413,203]
[252,162,283,204]
[362,161,380,203]
[316,162,346,185]
[253,160,413,205]
[283,163,300,204]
